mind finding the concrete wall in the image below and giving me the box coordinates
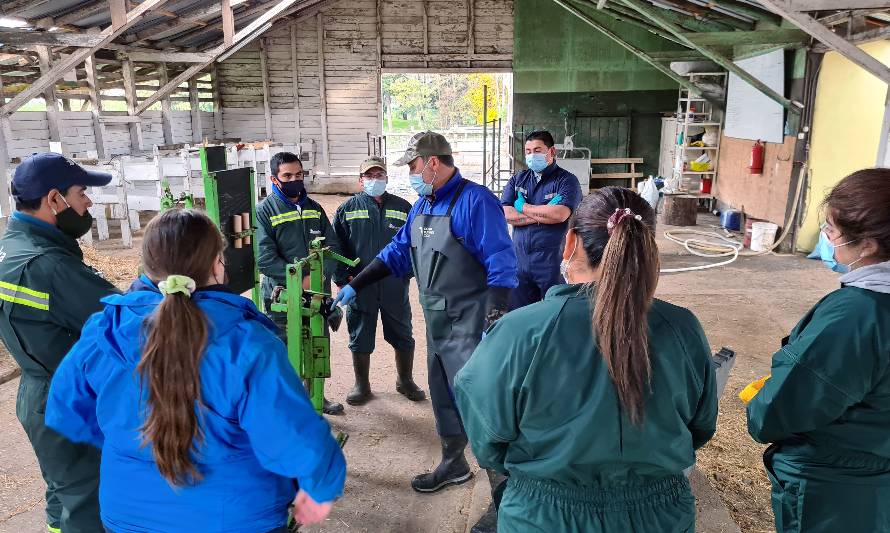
[799,40,890,252]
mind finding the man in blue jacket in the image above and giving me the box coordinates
[501,130,582,309]
[334,132,517,496]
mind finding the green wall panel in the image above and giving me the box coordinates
[515,0,685,93]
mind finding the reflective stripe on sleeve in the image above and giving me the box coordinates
[0,281,49,311]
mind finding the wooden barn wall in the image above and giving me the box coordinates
[217,0,513,187]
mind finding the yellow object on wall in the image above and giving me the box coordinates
[798,41,890,253]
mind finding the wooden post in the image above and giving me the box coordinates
[157,63,175,144]
[109,0,127,28]
[376,0,383,68]
[121,58,144,152]
[467,0,475,68]
[36,46,62,147]
[189,76,203,143]
[422,0,429,68]
[316,13,330,175]
[221,0,235,47]
[290,24,302,146]
[211,63,224,140]
[663,195,698,226]
[83,54,107,158]
[260,37,273,141]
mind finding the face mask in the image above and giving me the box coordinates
[276,179,305,200]
[818,230,861,273]
[409,159,433,197]
[363,179,387,197]
[560,234,579,283]
[53,195,93,239]
[526,153,549,174]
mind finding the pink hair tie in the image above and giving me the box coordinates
[607,208,643,235]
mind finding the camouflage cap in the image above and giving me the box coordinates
[393,131,452,166]
[359,156,387,174]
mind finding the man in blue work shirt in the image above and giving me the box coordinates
[334,132,517,498]
[501,130,582,310]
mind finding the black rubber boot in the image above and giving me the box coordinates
[323,397,345,416]
[411,434,473,493]
[471,470,506,533]
[346,352,373,406]
[394,349,426,401]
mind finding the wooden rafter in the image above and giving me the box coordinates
[620,0,802,112]
[1,0,172,117]
[758,0,890,85]
[134,0,323,115]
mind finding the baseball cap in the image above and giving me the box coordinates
[359,156,387,174]
[393,131,452,166]
[12,152,112,201]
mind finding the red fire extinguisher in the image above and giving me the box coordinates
[749,140,764,174]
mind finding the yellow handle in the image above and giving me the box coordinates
[739,375,770,403]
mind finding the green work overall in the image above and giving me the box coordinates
[454,284,718,532]
[256,193,341,338]
[332,192,413,354]
[0,214,119,533]
[747,286,890,533]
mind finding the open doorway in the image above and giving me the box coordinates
[378,72,513,198]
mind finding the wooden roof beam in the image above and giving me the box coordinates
[782,0,890,9]
[134,0,323,115]
[0,29,106,47]
[552,0,723,109]
[683,28,809,47]
[758,0,890,85]
[619,0,802,112]
[1,0,172,117]
[130,2,229,44]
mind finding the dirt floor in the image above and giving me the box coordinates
[0,195,838,533]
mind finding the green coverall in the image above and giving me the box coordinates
[453,284,718,533]
[0,214,119,533]
[255,193,341,336]
[747,287,890,533]
[331,192,413,354]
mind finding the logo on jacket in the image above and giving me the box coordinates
[0,246,5,263]
[421,227,435,238]
[389,223,402,230]
[310,229,321,235]
[545,193,556,200]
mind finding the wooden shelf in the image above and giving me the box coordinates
[680,121,721,127]
[682,146,718,150]
[681,171,716,175]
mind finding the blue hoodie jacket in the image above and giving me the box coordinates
[45,275,346,533]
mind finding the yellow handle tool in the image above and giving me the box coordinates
[739,375,770,404]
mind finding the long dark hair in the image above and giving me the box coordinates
[569,187,660,424]
[138,209,224,486]
[824,168,890,261]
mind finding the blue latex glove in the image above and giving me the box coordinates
[513,192,527,213]
[333,284,356,307]
[547,194,563,206]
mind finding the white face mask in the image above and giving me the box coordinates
[560,235,579,283]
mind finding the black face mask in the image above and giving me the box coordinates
[55,199,93,239]
[276,179,305,200]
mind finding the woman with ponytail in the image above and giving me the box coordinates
[45,209,345,532]
[454,187,718,532]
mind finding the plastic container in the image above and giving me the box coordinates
[750,222,779,252]
[743,217,763,249]
[721,209,742,231]
[700,177,713,194]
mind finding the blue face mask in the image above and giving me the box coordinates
[525,153,549,173]
[363,179,387,197]
[409,160,433,197]
[815,230,860,273]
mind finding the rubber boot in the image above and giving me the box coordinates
[394,349,426,401]
[304,379,345,415]
[411,434,473,493]
[471,470,506,533]
[346,352,373,406]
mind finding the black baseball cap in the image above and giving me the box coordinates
[12,152,112,201]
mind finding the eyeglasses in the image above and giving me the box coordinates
[362,171,387,180]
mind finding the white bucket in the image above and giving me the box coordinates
[750,222,779,252]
